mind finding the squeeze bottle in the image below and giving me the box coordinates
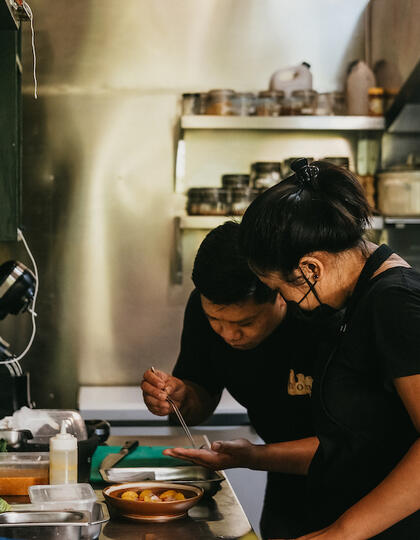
[49,421,78,484]
[269,62,313,97]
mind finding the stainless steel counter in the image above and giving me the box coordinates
[95,434,258,540]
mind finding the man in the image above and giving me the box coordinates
[141,221,315,539]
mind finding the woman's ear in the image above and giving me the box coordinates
[299,256,323,282]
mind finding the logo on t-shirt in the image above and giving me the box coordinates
[287,369,313,396]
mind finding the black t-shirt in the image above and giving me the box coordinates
[309,265,420,538]
[173,290,317,538]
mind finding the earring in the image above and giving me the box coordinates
[313,274,319,280]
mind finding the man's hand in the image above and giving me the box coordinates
[163,438,257,469]
[141,368,187,416]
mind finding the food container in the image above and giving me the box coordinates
[205,89,236,115]
[186,188,230,216]
[256,90,284,116]
[232,92,256,116]
[230,188,258,216]
[330,91,346,115]
[103,481,203,522]
[29,483,97,516]
[182,93,201,115]
[250,162,282,190]
[315,92,333,115]
[291,89,318,115]
[0,452,49,495]
[221,174,250,189]
[368,87,385,116]
[377,170,420,216]
[0,503,108,540]
[99,465,225,497]
[0,429,33,449]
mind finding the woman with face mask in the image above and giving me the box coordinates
[165,159,420,539]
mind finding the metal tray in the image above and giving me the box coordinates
[0,502,108,540]
[100,466,225,497]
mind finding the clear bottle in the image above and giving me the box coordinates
[49,422,78,484]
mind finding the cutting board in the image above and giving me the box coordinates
[90,445,193,483]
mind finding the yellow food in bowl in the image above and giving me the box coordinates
[120,488,186,502]
[160,489,185,501]
[121,490,138,501]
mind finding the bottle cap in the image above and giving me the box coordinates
[50,421,77,449]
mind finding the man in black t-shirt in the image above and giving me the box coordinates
[141,222,315,539]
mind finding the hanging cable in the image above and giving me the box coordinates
[22,1,37,99]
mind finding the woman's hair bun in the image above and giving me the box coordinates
[290,158,319,187]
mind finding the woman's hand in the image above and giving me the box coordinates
[163,438,257,470]
[140,368,186,416]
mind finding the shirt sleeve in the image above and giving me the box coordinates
[372,277,420,380]
[172,290,225,396]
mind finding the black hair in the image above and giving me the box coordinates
[239,159,372,279]
[192,221,277,305]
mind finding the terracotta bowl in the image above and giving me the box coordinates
[103,481,204,522]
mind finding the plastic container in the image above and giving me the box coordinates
[256,90,284,116]
[29,483,97,516]
[221,174,250,189]
[291,89,318,115]
[315,93,333,115]
[0,452,49,495]
[186,188,230,216]
[205,89,236,115]
[49,422,78,485]
[232,93,256,116]
[377,170,420,216]
[182,93,201,115]
[250,162,282,190]
[346,60,376,115]
[269,62,313,97]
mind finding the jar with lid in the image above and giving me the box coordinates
[182,93,201,115]
[256,90,284,116]
[368,87,385,116]
[205,89,236,115]
[291,89,318,115]
[186,188,230,215]
[198,93,208,114]
[330,91,346,115]
[230,188,259,216]
[315,93,333,115]
[222,174,250,189]
[250,162,282,190]
[279,95,303,116]
[232,93,256,116]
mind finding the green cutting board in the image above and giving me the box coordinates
[90,445,193,483]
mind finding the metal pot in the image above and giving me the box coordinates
[0,429,32,449]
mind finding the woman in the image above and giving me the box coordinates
[165,159,420,539]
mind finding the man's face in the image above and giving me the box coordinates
[200,294,286,350]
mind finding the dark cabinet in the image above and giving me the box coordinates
[0,1,21,241]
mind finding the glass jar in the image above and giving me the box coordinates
[368,87,385,116]
[182,93,201,115]
[279,95,303,115]
[229,188,259,216]
[329,91,346,115]
[198,93,208,114]
[205,89,236,115]
[186,188,230,215]
[232,93,256,116]
[250,162,282,190]
[315,93,333,115]
[291,89,318,115]
[256,90,284,116]
[222,174,250,189]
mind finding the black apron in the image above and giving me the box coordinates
[306,245,420,539]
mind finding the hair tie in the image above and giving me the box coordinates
[291,158,319,187]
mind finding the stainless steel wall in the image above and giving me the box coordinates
[0,0,368,408]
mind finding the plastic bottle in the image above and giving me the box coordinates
[49,421,78,484]
[346,60,376,115]
[269,62,313,97]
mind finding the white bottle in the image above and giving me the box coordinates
[49,421,78,484]
[346,60,376,115]
[269,62,313,97]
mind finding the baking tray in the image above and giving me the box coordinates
[0,502,108,540]
[100,466,225,497]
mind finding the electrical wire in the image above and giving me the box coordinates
[0,228,39,369]
[22,1,37,99]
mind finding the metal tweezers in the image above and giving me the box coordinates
[151,366,197,449]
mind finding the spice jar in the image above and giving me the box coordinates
[230,188,259,216]
[279,95,302,115]
[291,89,318,115]
[222,174,250,189]
[330,91,346,115]
[186,188,230,215]
[256,90,284,116]
[368,87,385,116]
[205,89,236,115]
[250,162,282,190]
[182,93,201,115]
[232,93,256,116]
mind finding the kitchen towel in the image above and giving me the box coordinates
[90,445,192,483]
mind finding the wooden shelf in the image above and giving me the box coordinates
[181,115,385,131]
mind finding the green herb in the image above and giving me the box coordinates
[0,439,7,453]
[0,497,10,512]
